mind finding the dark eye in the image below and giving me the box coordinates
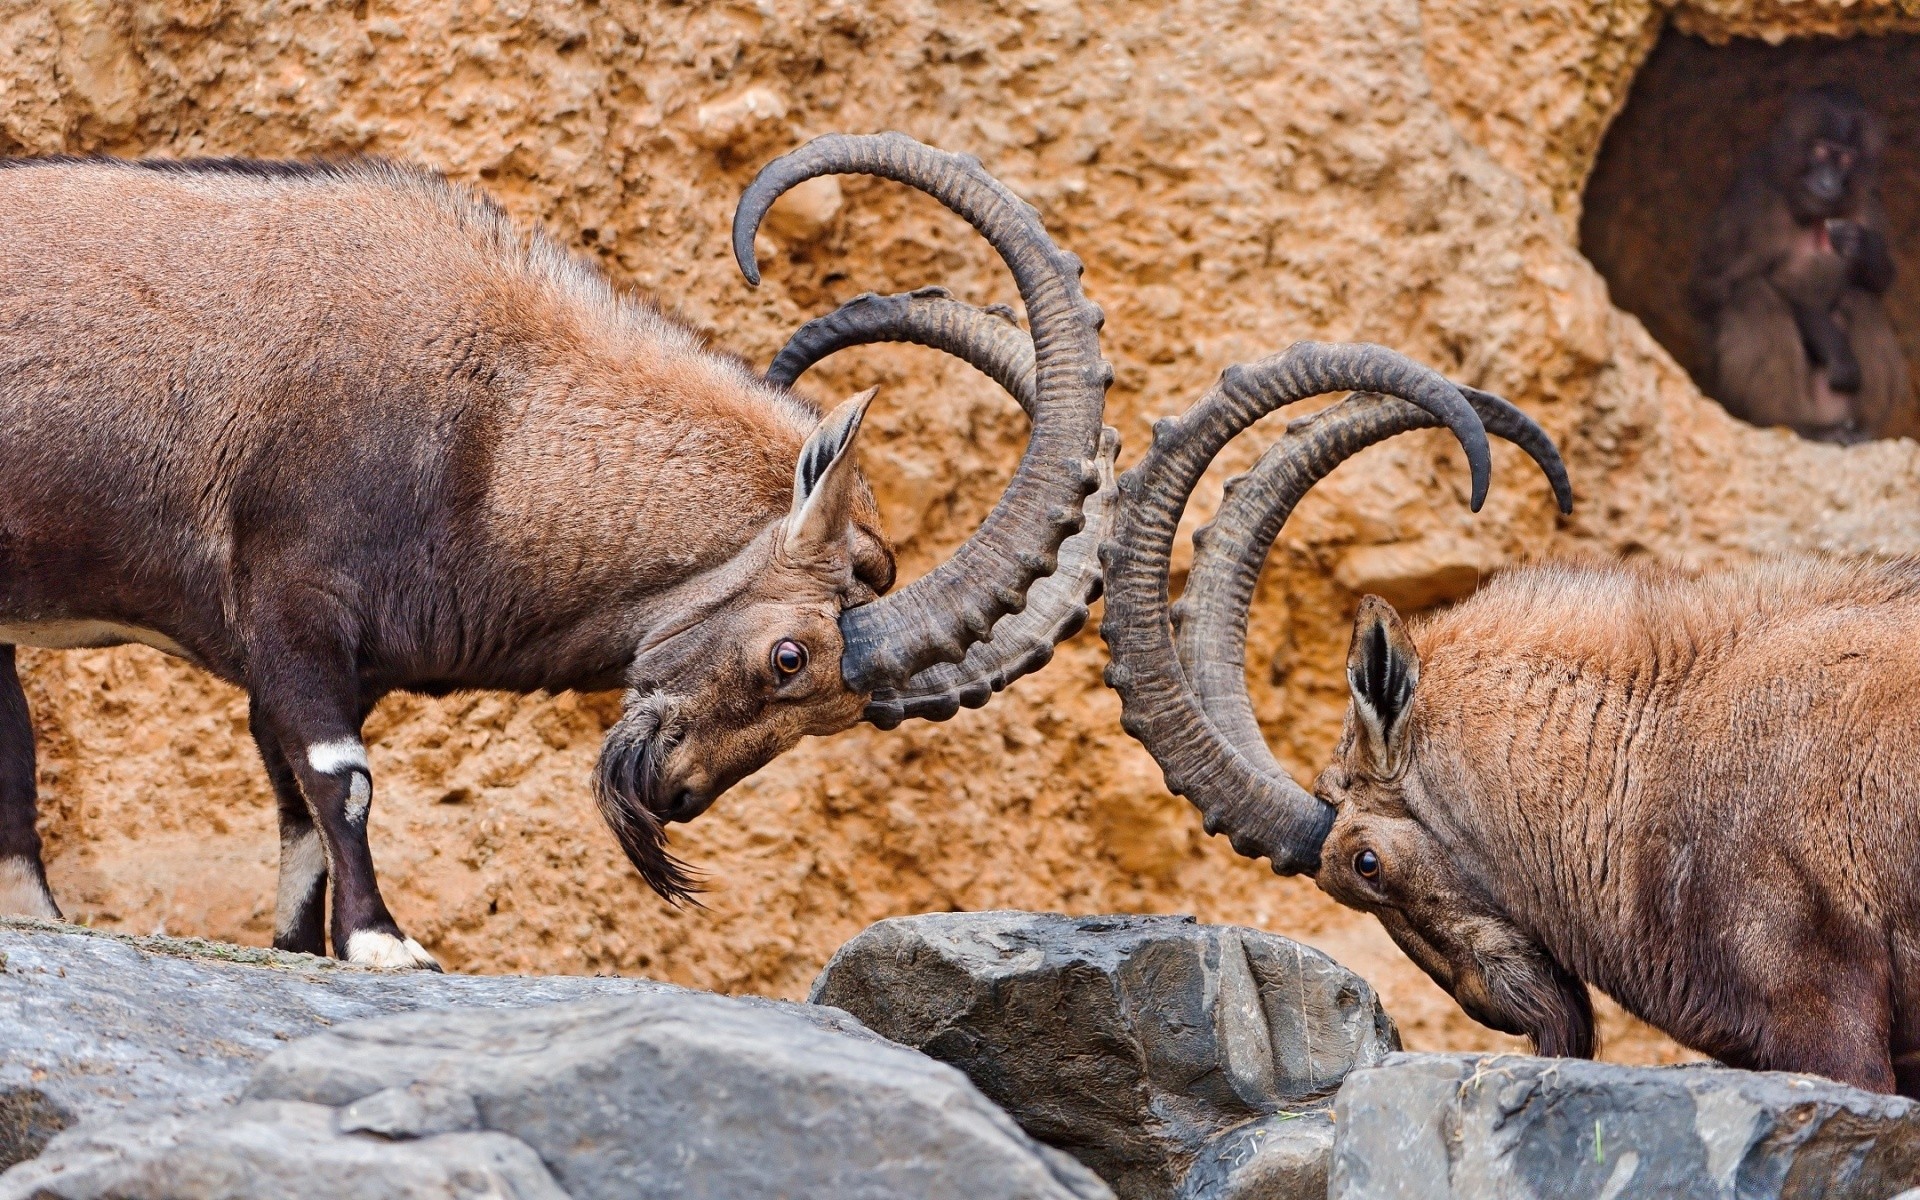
[1354,849,1380,880]
[772,639,808,676]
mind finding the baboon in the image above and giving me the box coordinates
[1690,85,1913,441]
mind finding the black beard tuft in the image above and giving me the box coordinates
[1492,951,1595,1059]
[592,699,702,905]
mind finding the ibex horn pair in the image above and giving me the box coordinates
[737,138,1119,726]
[737,133,1115,708]
[1100,344,1573,875]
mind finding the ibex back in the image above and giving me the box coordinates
[0,136,1111,968]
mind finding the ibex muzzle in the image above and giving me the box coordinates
[0,135,1114,966]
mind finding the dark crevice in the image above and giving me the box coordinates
[1581,30,1920,413]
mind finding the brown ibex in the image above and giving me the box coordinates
[1311,559,1920,1094]
[1104,357,1920,1093]
[0,134,1113,968]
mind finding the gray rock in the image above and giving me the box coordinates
[246,989,1116,1200]
[808,911,1398,1199]
[336,1082,482,1139]
[1174,1111,1334,1200]
[1331,1052,1920,1199]
[0,1099,568,1200]
[0,917,667,1165]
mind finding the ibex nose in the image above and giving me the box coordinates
[663,788,714,824]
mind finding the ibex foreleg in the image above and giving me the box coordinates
[246,619,438,972]
[0,647,59,919]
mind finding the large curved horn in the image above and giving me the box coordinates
[1174,388,1572,777]
[1101,341,1551,875]
[762,288,1118,728]
[867,426,1119,728]
[737,132,1110,693]
[767,287,1036,412]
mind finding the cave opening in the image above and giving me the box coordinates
[1580,29,1920,440]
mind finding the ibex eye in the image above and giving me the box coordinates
[1354,849,1380,879]
[772,639,808,676]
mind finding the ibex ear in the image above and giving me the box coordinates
[1346,595,1420,778]
[785,389,875,566]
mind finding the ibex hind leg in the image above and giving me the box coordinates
[0,646,60,919]
[246,609,439,971]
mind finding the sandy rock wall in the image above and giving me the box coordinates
[5,0,1920,1061]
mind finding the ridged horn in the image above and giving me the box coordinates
[1173,387,1573,778]
[736,132,1110,693]
[1100,341,1546,875]
[767,287,1036,413]
[867,426,1119,728]
[762,288,1118,728]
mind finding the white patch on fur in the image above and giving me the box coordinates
[346,929,441,971]
[0,620,189,658]
[345,772,372,826]
[1350,691,1392,773]
[0,858,60,919]
[273,830,326,942]
[307,739,370,776]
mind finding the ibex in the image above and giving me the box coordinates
[0,134,1114,968]
[1103,358,1920,1093]
[1311,558,1920,1094]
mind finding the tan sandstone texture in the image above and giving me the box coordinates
[6,0,1920,1064]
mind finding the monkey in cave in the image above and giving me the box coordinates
[1690,84,1913,442]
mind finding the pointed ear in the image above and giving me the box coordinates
[1346,595,1420,778]
[785,389,875,565]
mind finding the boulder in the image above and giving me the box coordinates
[0,1100,568,1200]
[0,918,665,1165]
[1173,1111,1334,1200]
[244,989,1114,1200]
[808,911,1398,1199]
[1332,1052,1920,1199]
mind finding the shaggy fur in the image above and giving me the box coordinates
[1318,556,1920,1093]
[0,156,893,963]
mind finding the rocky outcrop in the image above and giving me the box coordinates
[0,918,1112,1200]
[1331,1052,1920,1199]
[0,1101,570,1200]
[16,913,1920,1197]
[244,990,1111,1200]
[0,918,664,1166]
[810,911,1396,1199]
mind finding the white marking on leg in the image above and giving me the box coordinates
[0,858,60,919]
[346,929,441,971]
[344,772,372,826]
[273,830,326,943]
[307,738,369,776]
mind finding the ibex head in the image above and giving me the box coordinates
[1312,597,1594,1057]
[595,134,1116,902]
[1100,342,1577,1049]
